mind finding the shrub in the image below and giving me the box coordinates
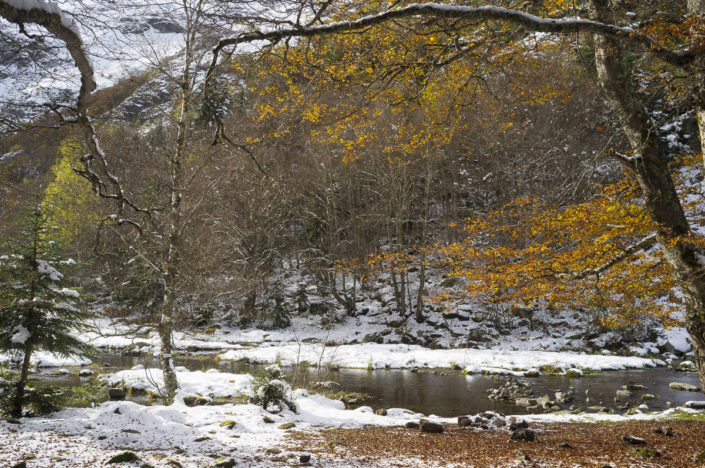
[251,364,296,413]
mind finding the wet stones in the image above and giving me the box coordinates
[457,412,507,430]
[486,376,531,402]
[622,384,648,391]
[669,382,700,392]
[684,401,705,409]
[108,388,126,401]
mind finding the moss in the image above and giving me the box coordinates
[666,409,705,421]
[220,420,236,429]
[106,451,140,464]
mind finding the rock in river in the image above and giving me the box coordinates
[669,382,700,392]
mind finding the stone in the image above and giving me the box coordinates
[615,389,633,399]
[314,381,341,392]
[265,448,281,454]
[278,422,295,430]
[108,388,127,401]
[262,416,274,423]
[641,393,655,400]
[405,421,419,429]
[375,408,387,416]
[457,416,471,427]
[510,428,535,442]
[299,454,311,463]
[622,384,648,391]
[219,420,236,430]
[621,435,647,446]
[79,369,93,377]
[515,398,538,407]
[652,425,673,436]
[669,382,700,392]
[523,369,540,377]
[678,361,697,372]
[558,442,573,449]
[10,463,27,468]
[183,395,210,406]
[106,451,140,464]
[635,448,661,458]
[213,458,236,468]
[509,418,528,431]
[684,401,705,409]
[420,421,444,433]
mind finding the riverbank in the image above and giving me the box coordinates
[3,405,705,467]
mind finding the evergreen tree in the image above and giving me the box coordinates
[0,203,95,418]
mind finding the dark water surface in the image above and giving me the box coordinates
[35,354,702,417]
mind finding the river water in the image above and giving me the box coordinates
[36,353,702,417]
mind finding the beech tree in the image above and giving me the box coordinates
[3,0,705,390]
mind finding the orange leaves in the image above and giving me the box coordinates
[436,176,681,329]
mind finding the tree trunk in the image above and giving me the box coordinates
[11,346,32,418]
[589,0,705,390]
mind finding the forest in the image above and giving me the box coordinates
[1,0,705,466]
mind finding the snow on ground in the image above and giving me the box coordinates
[0,350,90,367]
[0,368,426,467]
[107,368,254,397]
[0,366,702,467]
[82,318,244,353]
[219,342,664,374]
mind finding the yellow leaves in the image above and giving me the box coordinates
[42,137,98,245]
[436,175,679,330]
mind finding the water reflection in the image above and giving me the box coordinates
[31,353,702,417]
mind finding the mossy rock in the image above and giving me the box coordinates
[220,420,236,429]
[262,415,274,423]
[214,458,236,468]
[278,422,296,430]
[635,448,661,458]
[265,448,281,454]
[564,369,583,378]
[106,451,140,464]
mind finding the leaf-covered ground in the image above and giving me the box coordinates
[289,420,705,467]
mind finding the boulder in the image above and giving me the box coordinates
[405,421,419,429]
[509,418,528,431]
[108,388,127,401]
[652,425,673,436]
[106,451,140,464]
[684,401,705,409]
[420,421,444,433]
[615,389,633,400]
[213,458,236,468]
[622,435,647,446]
[669,382,700,392]
[622,384,647,391]
[510,428,535,442]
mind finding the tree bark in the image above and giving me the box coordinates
[11,346,32,418]
[589,0,705,390]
